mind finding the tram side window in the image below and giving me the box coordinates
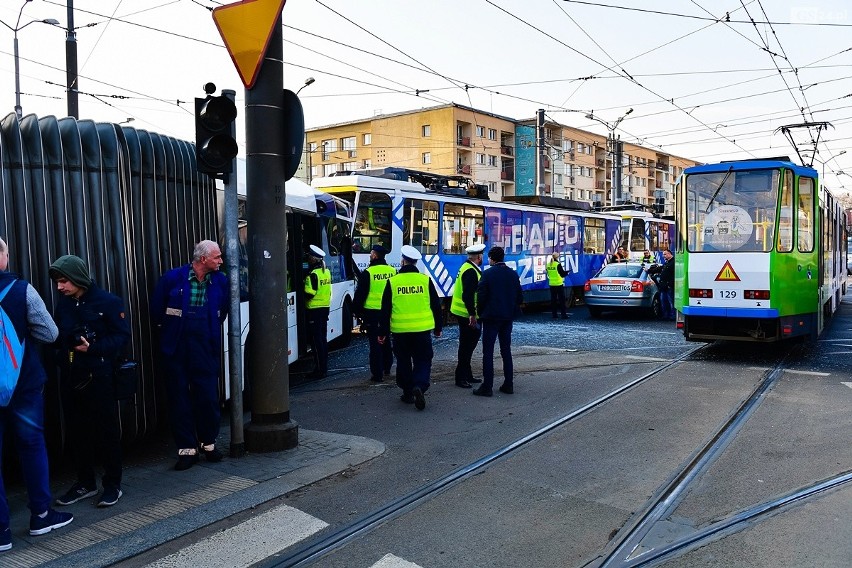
[583,217,606,253]
[403,199,439,255]
[797,177,814,253]
[443,203,484,254]
[353,191,391,253]
[777,170,794,252]
[630,218,645,252]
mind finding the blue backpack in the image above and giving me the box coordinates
[0,280,25,406]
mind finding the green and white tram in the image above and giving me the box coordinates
[675,158,846,342]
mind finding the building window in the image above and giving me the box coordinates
[363,133,371,145]
[488,128,497,140]
[343,161,357,171]
[476,153,486,165]
[554,173,562,185]
[422,125,431,137]
[341,136,356,151]
[422,152,431,164]
[488,181,497,193]
[578,143,585,154]
[311,165,320,178]
[476,125,485,138]
[488,155,497,167]
[363,159,372,169]
[323,163,338,177]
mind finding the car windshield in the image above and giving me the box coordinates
[597,264,643,278]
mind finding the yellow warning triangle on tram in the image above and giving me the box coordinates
[715,260,740,281]
[212,0,287,89]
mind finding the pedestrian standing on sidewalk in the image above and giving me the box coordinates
[450,243,484,388]
[151,240,229,471]
[0,238,73,552]
[50,256,130,508]
[657,249,675,321]
[352,244,395,382]
[304,245,332,379]
[378,245,442,411]
[472,246,523,397]
[546,252,568,319]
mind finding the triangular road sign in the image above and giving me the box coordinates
[213,0,287,89]
[715,260,740,282]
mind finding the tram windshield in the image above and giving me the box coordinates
[685,168,780,252]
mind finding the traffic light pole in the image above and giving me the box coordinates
[244,16,298,451]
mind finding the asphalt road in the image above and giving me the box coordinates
[259,297,852,568]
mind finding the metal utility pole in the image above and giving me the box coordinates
[536,109,545,196]
[614,137,624,205]
[244,16,298,451]
[221,88,245,458]
[66,0,78,118]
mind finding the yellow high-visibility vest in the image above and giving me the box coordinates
[389,272,433,333]
[305,267,331,309]
[363,264,396,310]
[450,262,480,317]
[546,260,564,287]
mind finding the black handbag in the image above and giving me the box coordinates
[114,359,140,400]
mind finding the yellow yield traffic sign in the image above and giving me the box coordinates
[213,0,287,89]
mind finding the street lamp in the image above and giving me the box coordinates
[816,149,846,179]
[0,0,60,118]
[296,76,315,96]
[585,108,633,206]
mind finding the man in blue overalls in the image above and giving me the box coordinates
[151,240,229,471]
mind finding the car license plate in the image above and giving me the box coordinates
[599,285,627,291]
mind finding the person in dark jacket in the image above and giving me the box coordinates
[50,255,131,508]
[378,246,442,411]
[151,240,229,471]
[0,238,72,552]
[352,245,395,382]
[657,249,675,321]
[473,246,523,397]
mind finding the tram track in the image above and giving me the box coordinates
[593,342,851,568]
[262,344,708,568]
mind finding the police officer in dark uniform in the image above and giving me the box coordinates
[353,244,396,382]
[50,255,131,508]
[378,245,442,411]
[304,245,331,379]
[450,243,484,388]
[546,252,568,319]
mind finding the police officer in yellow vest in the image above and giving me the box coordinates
[378,245,442,410]
[305,245,332,379]
[353,244,396,382]
[546,252,568,319]
[451,243,485,388]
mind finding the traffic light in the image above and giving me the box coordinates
[195,91,238,175]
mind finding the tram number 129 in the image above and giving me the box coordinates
[718,290,737,299]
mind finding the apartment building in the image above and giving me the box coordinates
[301,103,697,214]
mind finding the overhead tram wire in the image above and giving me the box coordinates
[485,0,755,157]
[560,0,852,27]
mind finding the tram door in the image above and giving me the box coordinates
[288,210,324,360]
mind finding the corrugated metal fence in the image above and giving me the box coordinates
[0,112,218,446]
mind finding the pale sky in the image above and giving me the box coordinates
[2,0,851,192]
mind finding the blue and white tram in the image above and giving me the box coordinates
[600,207,676,262]
[313,168,622,305]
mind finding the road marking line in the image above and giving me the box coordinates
[841,382,852,390]
[371,553,424,567]
[146,504,327,568]
[785,369,830,377]
[625,355,670,362]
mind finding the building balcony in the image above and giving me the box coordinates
[596,181,605,189]
[656,180,663,188]
[543,157,551,169]
[501,145,513,156]
[458,136,471,147]
[501,169,514,180]
[597,158,605,167]
[457,164,471,175]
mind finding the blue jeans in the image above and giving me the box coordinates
[481,320,514,391]
[0,385,52,528]
[660,288,674,320]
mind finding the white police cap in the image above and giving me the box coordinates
[465,243,486,254]
[400,245,422,262]
[308,245,326,258]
